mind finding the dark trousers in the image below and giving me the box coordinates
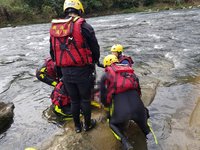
[109,90,150,141]
[63,81,92,127]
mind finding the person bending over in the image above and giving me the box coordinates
[100,54,150,150]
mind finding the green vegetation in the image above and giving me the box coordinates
[0,0,200,27]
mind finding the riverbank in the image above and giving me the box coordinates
[0,1,200,28]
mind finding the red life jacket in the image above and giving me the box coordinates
[51,82,71,107]
[45,57,57,80]
[119,55,134,66]
[50,17,93,67]
[105,63,139,103]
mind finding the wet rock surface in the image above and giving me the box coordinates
[0,102,14,133]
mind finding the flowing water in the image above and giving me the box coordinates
[0,8,200,150]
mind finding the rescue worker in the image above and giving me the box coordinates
[49,0,100,133]
[50,81,72,118]
[36,57,60,87]
[100,54,150,150]
[110,44,134,67]
[36,57,101,119]
[36,57,72,117]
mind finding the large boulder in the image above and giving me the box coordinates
[0,102,15,134]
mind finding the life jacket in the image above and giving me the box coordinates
[50,17,93,67]
[119,55,134,66]
[45,57,57,80]
[51,82,71,107]
[105,63,139,103]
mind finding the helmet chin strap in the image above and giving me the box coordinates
[118,52,122,57]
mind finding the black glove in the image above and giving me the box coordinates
[97,61,104,68]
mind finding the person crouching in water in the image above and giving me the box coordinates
[36,57,60,87]
[50,81,73,119]
[110,44,134,67]
[100,54,150,150]
[36,57,100,119]
[36,57,72,117]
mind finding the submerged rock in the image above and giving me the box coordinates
[140,76,160,106]
[0,102,15,133]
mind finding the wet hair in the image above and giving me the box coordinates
[65,8,81,16]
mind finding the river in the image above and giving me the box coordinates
[0,8,200,150]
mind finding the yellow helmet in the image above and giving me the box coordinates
[103,54,119,67]
[63,0,84,13]
[110,44,123,53]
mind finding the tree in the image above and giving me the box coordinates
[23,0,45,11]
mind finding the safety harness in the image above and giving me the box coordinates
[119,55,134,66]
[50,17,92,67]
[105,64,139,103]
[45,57,57,79]
[51,81,71,107]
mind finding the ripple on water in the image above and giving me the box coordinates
[148,83,200,150]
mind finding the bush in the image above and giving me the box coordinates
[84,0,103,13]
[112,0,140,9]
[23,0,44,11]
[143,0,155,6]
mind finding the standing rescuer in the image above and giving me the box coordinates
[100,54,150,150]
[49,0,100,133]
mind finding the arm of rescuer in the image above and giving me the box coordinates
[50,38,55,62]
[99,73,110,107]
[36,64,58,87]
[134,74,142,97]
[81,21,100,64]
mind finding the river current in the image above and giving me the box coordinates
[0,8,200,150]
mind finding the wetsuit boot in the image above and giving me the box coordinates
[122,138,134,150]
[84,119,96,131]
[81,99,96,131]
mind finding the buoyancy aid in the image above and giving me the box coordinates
[50,17,93,67]
[105,63,139,103]
[45,57,57,80]
[119,55,134,66]
[51,81,71,107]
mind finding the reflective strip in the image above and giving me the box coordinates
[111,129,121,141]
[110,100,114,117]
[24,147,37,150]
[91,101,101,108]
[147,119,158,144]
[51,81,57,87]
[62,117,73,121]
[39,74,45,79]
[73,16,80,22]
[40,67,46,73]
[104,107,109,111]
[54,105,72,117]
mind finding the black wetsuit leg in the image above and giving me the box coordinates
[64,80,93,127]
[109,90,150,138]
[64,82,81,127]
[109,121,127,141]
[78,81,92,127]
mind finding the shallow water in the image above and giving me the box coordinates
[0,8,200,150]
